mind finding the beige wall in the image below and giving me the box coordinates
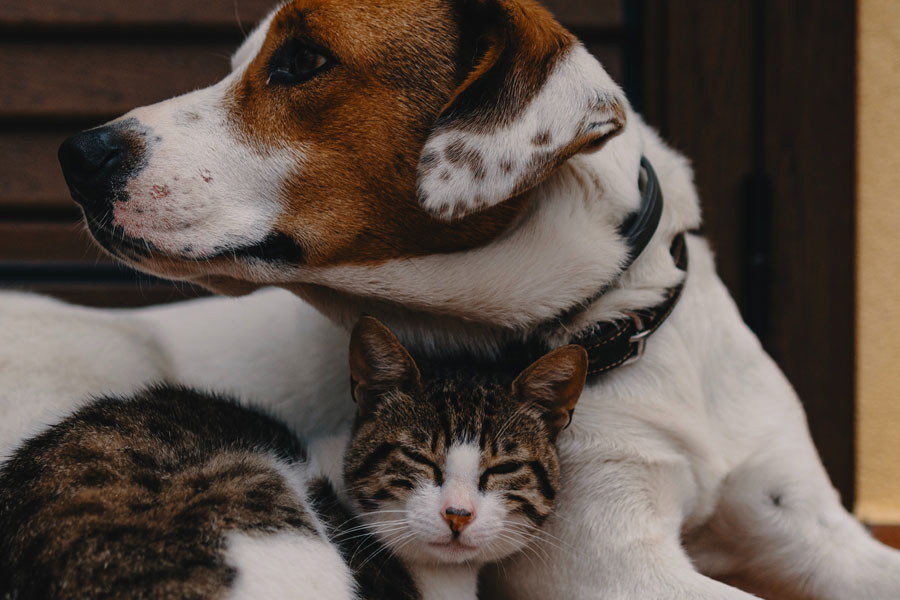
[856,0,900,524]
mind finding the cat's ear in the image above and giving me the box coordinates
[416,0,627,221]
[349,316,422,415]
[512,345,588,441]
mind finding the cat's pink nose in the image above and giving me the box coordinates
[443,506,474,535]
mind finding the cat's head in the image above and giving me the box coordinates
[344,316,587,566]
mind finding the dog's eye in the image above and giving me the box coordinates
[269,41,333,85]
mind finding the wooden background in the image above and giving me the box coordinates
[0,0,865,529]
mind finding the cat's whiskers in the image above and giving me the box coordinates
[387,530,419,557]
[500,520,570,554]
[494,526,533,548]
[336,524,408,544]
[347,517,413,566]
[349,530,395,566]
[495,530,553,572]
[547,511,576,525]
[504,518,572,551]
[338,523,399,537]
[496,547,510,580]
[338,526,409,555]
[508,527,559,565]
[334,509,407,529]
[502,517,565,538]
[492,530,535,560]
[357,529,416,570]
[331,509,408,536]
[493,524,556,568]
[335,516,406,536]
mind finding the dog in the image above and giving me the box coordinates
[3,0,899,597]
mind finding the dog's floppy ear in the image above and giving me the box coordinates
[349,316,422,416]
[511,345,588,441]
[417,0,627,221]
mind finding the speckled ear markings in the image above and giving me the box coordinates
[416,0,627,221]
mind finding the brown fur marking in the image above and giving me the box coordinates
[531,129,552,146]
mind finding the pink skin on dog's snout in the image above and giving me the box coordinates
[112,192,192,254]
[113,201,148,237]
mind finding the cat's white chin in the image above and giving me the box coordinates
[400,532,527,567]
[425,540,481,563]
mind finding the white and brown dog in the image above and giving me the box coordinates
[3,0,900,598]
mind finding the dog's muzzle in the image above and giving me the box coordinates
[58,120,146,217]
[58,120,154,261]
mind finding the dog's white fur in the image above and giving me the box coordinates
[3,7,900,600]
[0,289,351,461]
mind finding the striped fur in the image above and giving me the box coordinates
[0,387,331,600]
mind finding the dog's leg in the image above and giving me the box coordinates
[686,428,900,600]
[483,454,761,600]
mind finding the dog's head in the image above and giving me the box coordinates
[58,0,632,321]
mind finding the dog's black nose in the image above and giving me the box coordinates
[59,127,122,177]
[59,125,135,213]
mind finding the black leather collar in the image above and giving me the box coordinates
[518,156,688,382]
[570,232,687,380]
[621,156,665,264]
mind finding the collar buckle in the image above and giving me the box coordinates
[623,311,653,366]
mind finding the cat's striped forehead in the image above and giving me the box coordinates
[368,375,547,451]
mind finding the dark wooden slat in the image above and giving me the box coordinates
[0,283,208,308]
[0,0,274,29]
[0,131,77,209]
[642,0,755,310]
[583,41,625,86]
[0,222,108,263]
[0,0,622,30]
[762,0,856,506]
[665,0,754,312]
[636,0,666,123]
[544,0,623,29]
[0,42,234,119]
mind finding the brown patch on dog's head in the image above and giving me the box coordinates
[223,0,535,268]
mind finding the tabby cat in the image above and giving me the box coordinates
[0,316,587,600]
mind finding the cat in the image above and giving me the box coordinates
[0,316,587,600]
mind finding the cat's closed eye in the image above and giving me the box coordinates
[478,461,525,490]
[387,478,415,490]
[400,447,444,486]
